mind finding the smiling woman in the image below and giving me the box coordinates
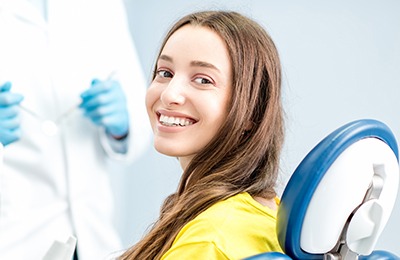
[148,24,232,169]
[119,10,284,260]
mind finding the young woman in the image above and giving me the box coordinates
[120,10,284,260]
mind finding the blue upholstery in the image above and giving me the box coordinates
[247,250,400,260]
[244,119,399,260]
[244,252,292,260]
[359,250,400,260]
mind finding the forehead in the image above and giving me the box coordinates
[161,24,231,65]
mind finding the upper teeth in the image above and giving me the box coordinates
[160,114,193,127]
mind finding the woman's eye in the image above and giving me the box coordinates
[194,77,213,85]
[157,70,173,78]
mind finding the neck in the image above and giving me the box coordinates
[252,196,278,211]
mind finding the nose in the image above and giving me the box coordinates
[160,77,185,107]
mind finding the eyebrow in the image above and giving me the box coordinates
[159,54,173,62]
[158,54,220,72]
[190,60,220,72]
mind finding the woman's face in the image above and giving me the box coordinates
[146,25,232,170]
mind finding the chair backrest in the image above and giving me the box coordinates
[277,119,399,259]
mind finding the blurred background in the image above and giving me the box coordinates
[111,0,400,255]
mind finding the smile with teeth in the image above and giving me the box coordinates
[159,114,195,127]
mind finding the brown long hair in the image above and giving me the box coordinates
[120,10,284,260]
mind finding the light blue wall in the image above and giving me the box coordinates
[116,0,400,255]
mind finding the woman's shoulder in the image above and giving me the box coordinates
[170,192,282,259]
[205,192,278,218]
[178,192,277,240]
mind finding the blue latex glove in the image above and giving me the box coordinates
[80,79,129,139]
[0,82,24,146]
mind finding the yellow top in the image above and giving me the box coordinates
[161,192,283,260]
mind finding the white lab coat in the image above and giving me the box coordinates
[0,0,150,259]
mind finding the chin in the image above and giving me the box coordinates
[154,144,181,157]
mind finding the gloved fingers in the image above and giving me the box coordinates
[0,81,24,105]
[0,81,12,92]
[80,91,126,120]
[91,114,129,136]
[81,79,119,100]
[80,79,129,137]
[95,114,129,137]
[80,90,121,111]
[0,92,24,106]
[80,84,108,101]
[0,115,21,129]
[0,83,22,146]
[83,102,126,120]
[85,108,129,136]
[0,128,21,146]
[0,105,20,119]
[80,81,126,113]
[0,107,21,145]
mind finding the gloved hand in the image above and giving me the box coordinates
[0,82,24,146]
[80,78,129,139]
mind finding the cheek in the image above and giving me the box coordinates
[145,86,159,124]
[145,85,158,111]
[199,100,230,145]
[207,95,231,129]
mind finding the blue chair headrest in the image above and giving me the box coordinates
[277,119,399,259]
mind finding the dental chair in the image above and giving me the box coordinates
[246,119,400,260]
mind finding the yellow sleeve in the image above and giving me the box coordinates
[161,241,229,260]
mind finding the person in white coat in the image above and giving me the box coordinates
[0,0,151,259]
